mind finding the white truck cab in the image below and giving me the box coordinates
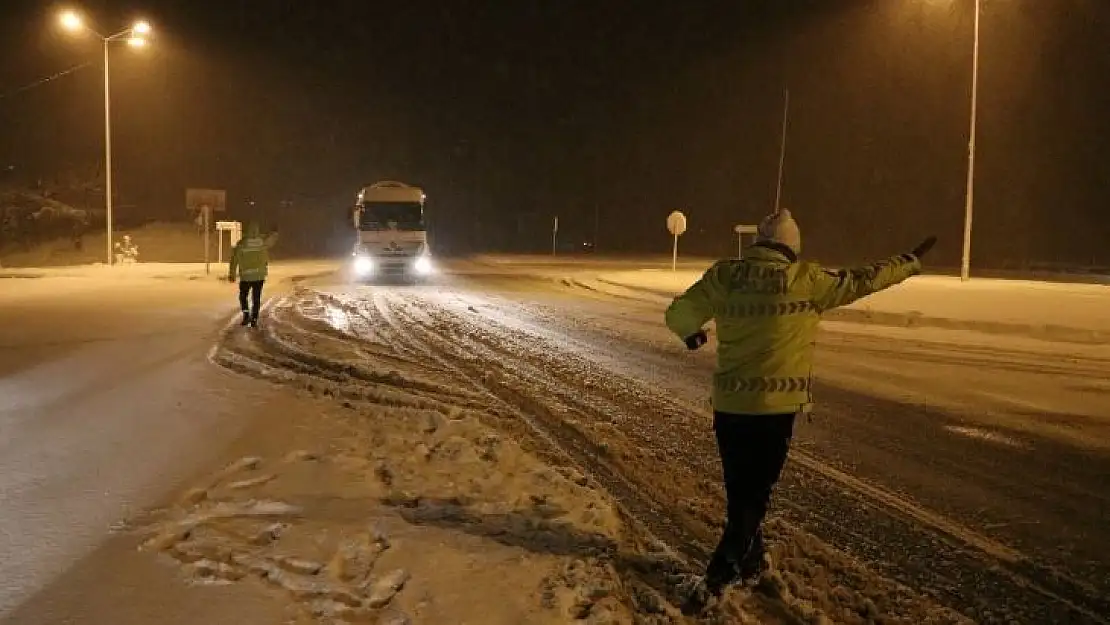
[351,181,432,280]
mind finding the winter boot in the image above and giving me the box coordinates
[680,578,712,616]
[737,528,769,585]
[703,558,742,598]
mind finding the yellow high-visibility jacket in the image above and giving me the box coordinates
[665,244,921,415]
[229,223,278,282]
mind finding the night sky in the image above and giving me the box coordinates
[2,0,1108,265]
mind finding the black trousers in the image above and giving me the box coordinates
[705,411,796,585]
[238,280,264,320]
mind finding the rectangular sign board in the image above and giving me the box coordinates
[186,188,227,213]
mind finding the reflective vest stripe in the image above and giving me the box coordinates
[715,376,810,393]
[712,301,816,318]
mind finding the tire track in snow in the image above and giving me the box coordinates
[212,296,488,414]
[355,290,969,624]
[354,290,754,620]
[389,293,713,553]
[211,284,1108,624]
[212,288,808,623]
[382,286,1109,625]
[487,282,1110,624]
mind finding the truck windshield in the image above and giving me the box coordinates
[358,202,424,230]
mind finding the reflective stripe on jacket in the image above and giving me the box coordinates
[665,244,921,415]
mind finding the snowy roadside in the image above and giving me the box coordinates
[581,269,1110,344]
[117,392,642,625]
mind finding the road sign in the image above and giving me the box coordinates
[735,224,758,257]
[187,189,226,276]
[186,188,227,213]
[667,210,687,271]
[667,210,687,236]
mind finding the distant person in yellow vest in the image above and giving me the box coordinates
[666,208,936,609]
[227,222,278,327]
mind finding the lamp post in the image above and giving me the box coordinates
[59,10,152,266]
[960,0,981,282]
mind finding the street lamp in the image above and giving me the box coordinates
[960,0,981,282]
[59,10,83,32]
[57,9,152,265]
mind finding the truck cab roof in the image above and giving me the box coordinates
[357,181,425,204]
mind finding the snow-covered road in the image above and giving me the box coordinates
[3,260,1108,624]
[235,265,1107,624]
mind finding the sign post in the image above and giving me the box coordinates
[666,210,687,272]
[186,188,227,277]
[734,224,758,257]
[203,206,210,275]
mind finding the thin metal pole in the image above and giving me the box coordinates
[103,39,113,265]
[774,87,790,213]
[960,0,981,282]
[204,206,210,275]
[672,234,678,272]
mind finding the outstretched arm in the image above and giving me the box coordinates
[811,236,936,312]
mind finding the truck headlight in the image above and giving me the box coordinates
[414,256,433,275]
[353,256,374,275]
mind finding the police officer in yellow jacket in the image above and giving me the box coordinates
[666,208,936,603]
[227,222,278,327]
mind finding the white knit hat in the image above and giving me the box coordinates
[756,208,801,255]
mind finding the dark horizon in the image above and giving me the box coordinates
[2,0,1108,266]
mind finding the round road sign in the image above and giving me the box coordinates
[667,211,687,236]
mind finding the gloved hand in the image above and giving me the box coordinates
[684,330,708,351]
[912,235,938,259]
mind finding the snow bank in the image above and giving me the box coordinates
[123,405,643,624]
[593,268,1110,343]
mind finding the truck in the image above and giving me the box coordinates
[350,181,433,280]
